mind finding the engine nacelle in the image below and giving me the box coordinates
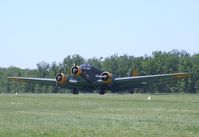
[101,71,113,84]
[55,73,68,86]
[71,66,82,76]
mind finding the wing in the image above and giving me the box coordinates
[8,77,56,86]
[101,73,190,91]
[8,73,190,92]
[8,76,94,89]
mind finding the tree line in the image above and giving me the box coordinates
[1,49,199,94]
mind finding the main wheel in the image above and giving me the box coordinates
[130,90,134,94]
[99,87,105,95]
[72,88,79,95]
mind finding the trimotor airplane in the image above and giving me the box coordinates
[8,64,190,95]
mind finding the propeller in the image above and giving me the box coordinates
[56,73,62,82]
[71,63,81,75]
[73,63,77,67]
[71,67,78,75]
[96,72,111,81]
[56,67,64,83]
[101,73,109,81]
[55,65,70,86]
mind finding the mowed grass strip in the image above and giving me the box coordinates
[0,94,198,137]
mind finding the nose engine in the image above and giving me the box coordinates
[71,66,82,76]
[55,73,68,86]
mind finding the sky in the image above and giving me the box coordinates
[0,0,199,69]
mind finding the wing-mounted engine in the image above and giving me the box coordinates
[101,71,113,84]
[55,73,68,86]
[71,66,82,76]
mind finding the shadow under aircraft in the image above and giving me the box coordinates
[8,64,190,95]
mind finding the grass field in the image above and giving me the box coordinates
[0,94,199,137]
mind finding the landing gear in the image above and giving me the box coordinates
[99,87,105,95]
[72,88,79,95]
[130,90,134,94]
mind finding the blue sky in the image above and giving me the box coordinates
[0,0,198,69]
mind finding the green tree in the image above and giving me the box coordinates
[2,50,198,94]
[37,61,50,78]
[87,57,102,69]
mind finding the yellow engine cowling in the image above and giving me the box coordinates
[71,66,82,76]
[55,73,68,86]
[101,71,113,84]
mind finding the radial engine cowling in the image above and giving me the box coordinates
[56,73,68,86]
[71,66,82,76]
[101,72,113,84]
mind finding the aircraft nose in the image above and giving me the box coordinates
[72,68,78,75]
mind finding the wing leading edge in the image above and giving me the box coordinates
[8,77,56,86]
[8,76,94,90]
[107,73,190,91]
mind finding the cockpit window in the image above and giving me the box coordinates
[80,64,91,70]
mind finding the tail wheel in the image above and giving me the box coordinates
[72,88,79,95]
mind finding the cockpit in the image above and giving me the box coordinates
[80,64,91,70]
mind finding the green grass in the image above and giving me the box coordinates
[0,94,199,137]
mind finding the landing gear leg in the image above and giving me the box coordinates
[130,90,134,94]
[99,87,105,95]
[72,88,79,95]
